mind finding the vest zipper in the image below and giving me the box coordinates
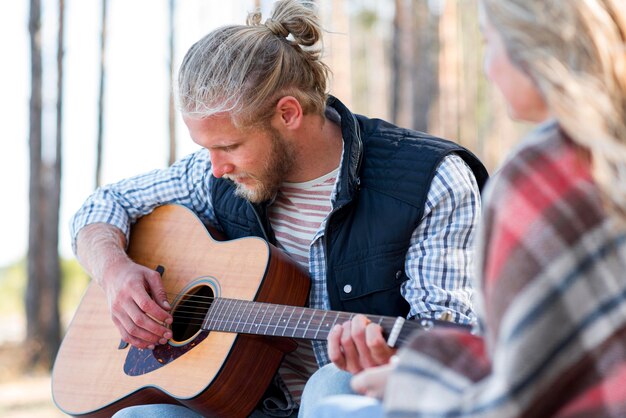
[323,109,363,309]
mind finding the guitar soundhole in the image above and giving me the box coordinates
[171,285,214,343]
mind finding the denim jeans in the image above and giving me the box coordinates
[311,394,384,418]
[297,363,355,418]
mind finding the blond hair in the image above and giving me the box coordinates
[177,0,329,128]
[482,0,626,222]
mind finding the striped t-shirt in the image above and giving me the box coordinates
[268,167,338,405]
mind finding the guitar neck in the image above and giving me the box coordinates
[202,297,464,348]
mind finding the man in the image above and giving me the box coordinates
[70,0,487,417]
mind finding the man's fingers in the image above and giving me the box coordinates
[103,261,173,349]
[327,324,346,369]
[365,323,396,365]
[328,317,388,374]
[129,291,173,341]
[130,269,172,325]
[340,321,363,373]
[144,269,172,313]
[351,315,377,369]
[113,310,161,349]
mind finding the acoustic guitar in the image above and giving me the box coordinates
[52,204,465,417]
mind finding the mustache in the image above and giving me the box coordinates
[223,173,261,182]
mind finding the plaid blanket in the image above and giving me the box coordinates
[384,121,626,417]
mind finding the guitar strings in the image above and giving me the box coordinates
[161,311,431,346]
[172,308,389,336]
[171,314,346,336]
[167,300,359,331]
[158,292,423,344]
[162,293,392,327]
[159,307,417,343]
[165,292,215,305]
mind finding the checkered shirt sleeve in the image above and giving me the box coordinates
[311,154,480,366]
[401,154,479,324]
[70,149,217,253]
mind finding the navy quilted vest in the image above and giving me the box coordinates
[210,96,488,317]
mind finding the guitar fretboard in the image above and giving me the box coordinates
[201,297,421,346]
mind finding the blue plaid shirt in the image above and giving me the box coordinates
[71,149,480,366]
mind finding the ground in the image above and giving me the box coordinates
[0,342,67,418]
[0,260,88,417]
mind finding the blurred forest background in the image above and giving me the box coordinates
[0,0,527,416]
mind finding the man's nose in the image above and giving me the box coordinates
[209,150,234,178]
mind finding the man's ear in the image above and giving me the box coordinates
[273,96,303,130]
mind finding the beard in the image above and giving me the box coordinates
[223,128,295,203]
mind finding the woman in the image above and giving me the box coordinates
[314,0,626,416]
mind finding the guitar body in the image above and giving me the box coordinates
[52,205,310,417]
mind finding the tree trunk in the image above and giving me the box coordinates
[412,0,439,132]
[431,0,459,141]
[95,0,108,187]
[168,0,177,166]
[26,0,63,370]
[391,0,414,127]
[47,0,65,359]
[27,0,44,366]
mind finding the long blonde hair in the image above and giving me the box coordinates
[482,0,626,221]
[177,0,329,128]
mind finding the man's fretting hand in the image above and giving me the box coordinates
[327,314,396,374]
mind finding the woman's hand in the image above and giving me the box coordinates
[350,360,398,399]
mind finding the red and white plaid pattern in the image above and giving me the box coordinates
[384,121,626,417]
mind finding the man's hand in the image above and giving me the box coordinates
[76,223,173,350]
[350,360,397,399]
[102,259,173,350]
[327,314,397,374]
